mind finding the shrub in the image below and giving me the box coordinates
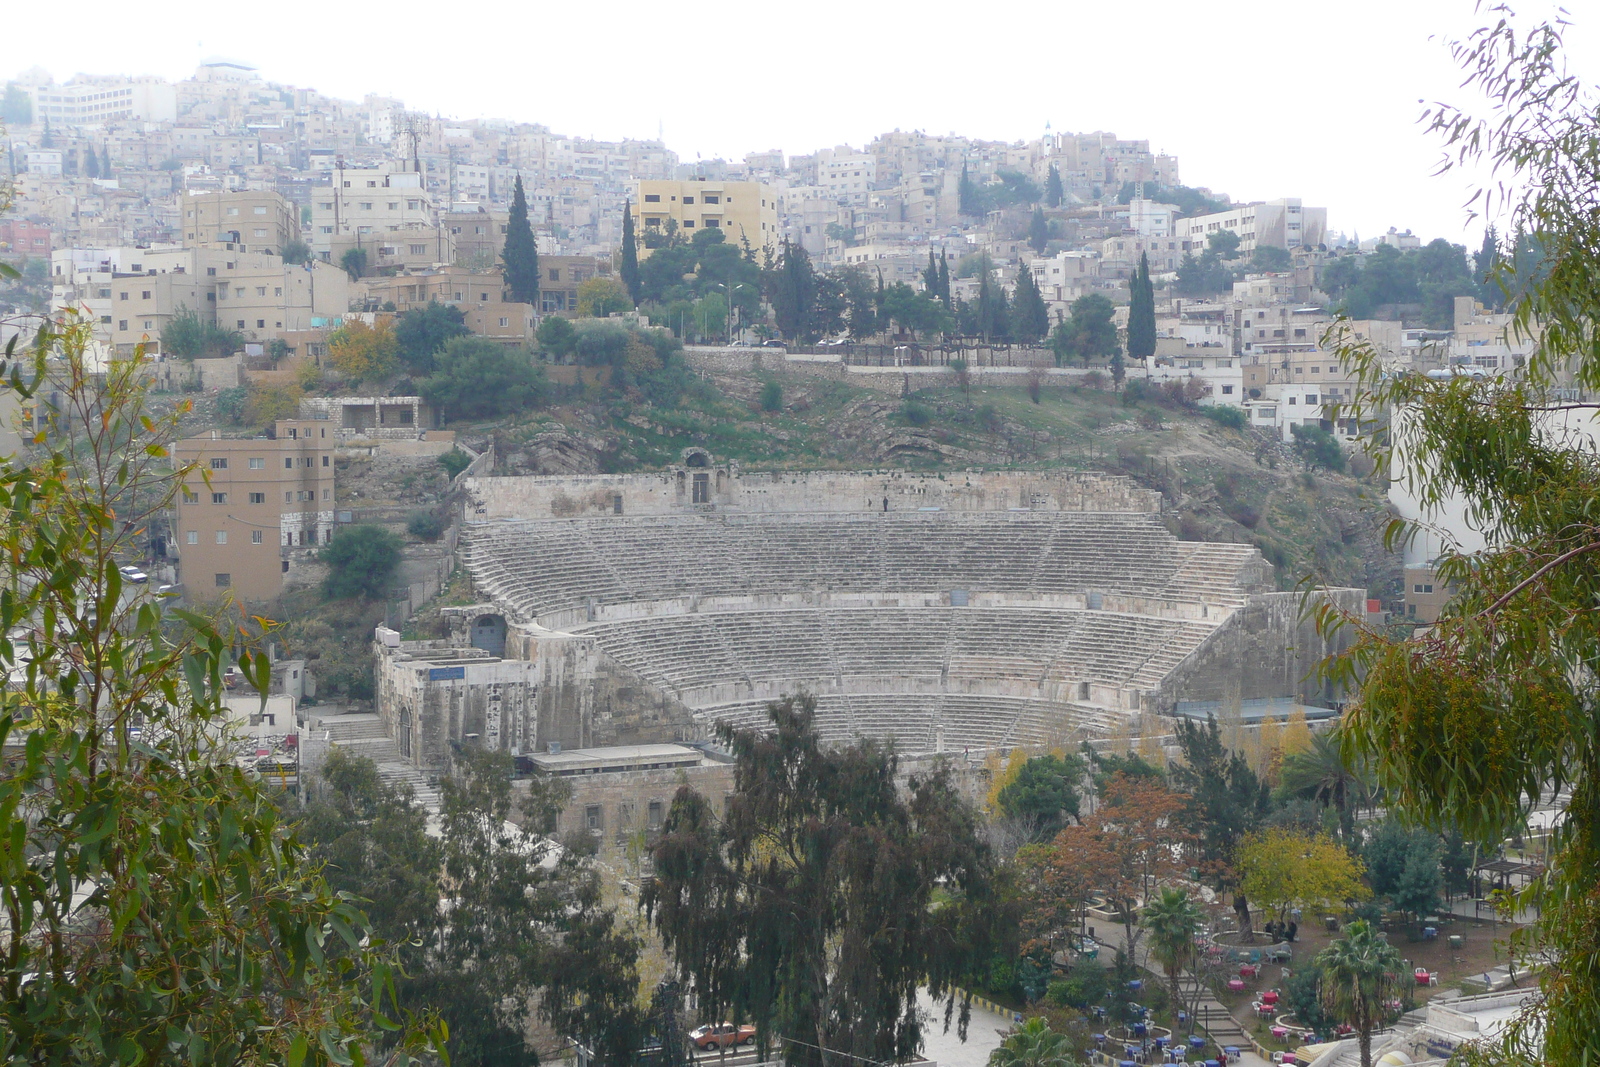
[1202,404,1248,430]
[760,380,783,413]
[438,449,472,479]
[320,525,402,600]
[215,386,248,424]
[902,399,932,427]
[244,381,303,425]
[327,318,399,383]
[406,511,446,541]
[1291,423,1347,471]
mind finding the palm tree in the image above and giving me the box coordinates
[987,1016,1076,1067]
[1140,886,1202,1018]
[1279,730,1373,839]
[1316,920,1404,1067]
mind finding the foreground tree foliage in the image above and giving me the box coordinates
[643,695,1011,1067]
[1323,12,1600,1062]
[0,317,441,1066]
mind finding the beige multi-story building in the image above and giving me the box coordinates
[182,190,300,256]
[172,420,338,603]
[309,165,436,259]
[443,204,509,269]
[631,178,780,256]
[358,267,536,342]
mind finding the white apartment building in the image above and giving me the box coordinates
[27,76,177,126]
[817,149,877,204]
[1145,336,1242,406]
[1030,250,1102,305]
[1124,198,1179,237]
[1177,198,1327,254]
[1245,384,1333,442]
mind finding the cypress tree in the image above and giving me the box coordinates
[1014,264,1049,344]
[620,200,641,306]
[85,145,100,179]
[502,175,540,306]
[924,250,940,294]
[1127,252,1157,361]
[958,161,979,216]
[1045,163,1064,208]
[1028,207,1048,254]
[937,254,951,304]
[1475,225,1501,310]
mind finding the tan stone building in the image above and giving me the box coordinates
[173,420,338,603]
[359,267,536,342]
[182,191,301,256]
[631,178,780,257]
[1404,564,1452,624]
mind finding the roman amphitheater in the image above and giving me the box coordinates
[374,452,1361,774]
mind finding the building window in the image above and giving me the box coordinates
[284,458,293,469]
[249,457,264,469]
[644,194,660,203]
[249,492,265,504]
[118,320,128,331]
[586,805,602,832]
[215,531,228,544]
[692,472,710,504]
[252,530,263,544]
[210,458,228,470]
[214,573,231,588]
[498,317,509,327]
[211,492,227,504]
[322,455,329,466]
[285,492,293,503]
[186,531,198,545]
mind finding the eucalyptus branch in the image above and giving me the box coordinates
[1473,534,1600,619]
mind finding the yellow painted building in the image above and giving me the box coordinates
[631,179,780,256]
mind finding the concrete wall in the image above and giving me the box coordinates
[541,760,736,863]
[464,466,1162,521]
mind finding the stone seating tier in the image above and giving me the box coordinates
[693,692,1120,756]
[580,606,1220,709]
[462,512,1261,622]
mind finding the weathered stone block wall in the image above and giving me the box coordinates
[464,467,1162,521]
[1159,589,1365,711]
[536,760,736,860]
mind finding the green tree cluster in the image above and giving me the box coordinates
[161,306,243,358]
[1318,239,1478,327]
[997,753,1085,843]
[320,524,402,600]
[394,299,469,375]
[1050,294,1119,367]
[421,336,549,420]
[643,695,1010,1067]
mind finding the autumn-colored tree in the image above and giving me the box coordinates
[1094,774,1193,950]
[328,317,398,383]
[243,380,303,425]
[1016,827,1116,959]
[1237,828,1369,928]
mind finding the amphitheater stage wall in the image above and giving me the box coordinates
[464,468,1161,522]
[1160,589,1364,711]
[373,644,541,773]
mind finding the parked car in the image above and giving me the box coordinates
[690,1023,756,1051]
[118,564,148,583]
[761,339,786,348]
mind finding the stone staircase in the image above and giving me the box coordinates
[312,713,440,811]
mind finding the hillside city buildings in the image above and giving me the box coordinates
[0,60,1538,621]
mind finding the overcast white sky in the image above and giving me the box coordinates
[9,0,1595,246]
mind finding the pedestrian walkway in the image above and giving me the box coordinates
[1089,923,1273,1067]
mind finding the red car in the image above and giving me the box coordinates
[690,1023,757,1051]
